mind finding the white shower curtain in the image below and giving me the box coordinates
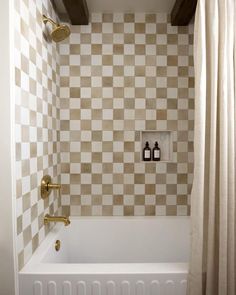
[188,0,236,295]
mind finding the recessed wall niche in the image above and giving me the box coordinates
[141,131,173,162]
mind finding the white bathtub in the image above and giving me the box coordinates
[19,217,190,295]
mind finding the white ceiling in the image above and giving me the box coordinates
[56,0,175,14]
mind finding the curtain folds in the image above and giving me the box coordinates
[188,0,236,294]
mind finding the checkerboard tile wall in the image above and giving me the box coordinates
[59,13,194,217]
[14,8,194,269]
[14,0,61,269]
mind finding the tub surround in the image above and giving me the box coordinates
[14,8,194,270]
[14,0,61,270]
[59,13,194,217]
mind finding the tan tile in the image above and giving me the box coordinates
[146,34,156,44]
[114,195,123,205]
[124,14,134,22]
[113,66,124,76]
[81,205,92,216]
[134,174,145,184]
[92,196,102,205]
[156,110,167,120]
[135,196,145,205]
[178,67,188,77]
[124,206,134,216]
[81,33,91,43]
[71,174,81,184]
[124,34,135,44]
[91,23,102,33]
[145,14,156,23]
[81,184,91,194]
[167,34,178,44]
[17,216,22,235]
[145,184,155,194]
[157,24,167,34]
[92,174,102,184]
[71,196,81,205]
[102,184,113,194]
[91,45,102,55]
[21,160,30,177]
[18,251,24,271]
[156,88,167,98]
[103,33,113,43]
[102,205,113,216]
[156,195,166,205]
[113,23,124,33]
[70,66,80,76]
[166,205,177,216]
[124,184,134,195]
[135,23,145,33]
[145,205,155,216]
[114,44,124,55]
[32,234,39,253]
[167,184,177,194]
[102,76,113,86]
[177,195,188,205]
[62,206,70,217]
[23,225,32,246]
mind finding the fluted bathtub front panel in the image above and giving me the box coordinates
[21,276,187,295]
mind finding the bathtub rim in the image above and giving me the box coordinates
[19,216,189,275]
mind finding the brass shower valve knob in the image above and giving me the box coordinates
[41,175,61,199]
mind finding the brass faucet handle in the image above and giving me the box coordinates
[41,175,61,199]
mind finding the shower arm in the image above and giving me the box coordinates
[42,15,59,27]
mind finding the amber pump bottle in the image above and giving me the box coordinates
[143,141,151,161]
[153,141,161,161]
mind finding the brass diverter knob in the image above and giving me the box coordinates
[41,175,61,199]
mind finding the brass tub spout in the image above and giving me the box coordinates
[44,214,71,226]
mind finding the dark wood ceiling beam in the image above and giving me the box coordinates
[171,0,197,26]
[62,0,89,25]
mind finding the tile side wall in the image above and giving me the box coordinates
[15,0,61,270]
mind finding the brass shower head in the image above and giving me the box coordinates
[42,15,70,42]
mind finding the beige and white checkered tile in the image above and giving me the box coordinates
[59,13,194,218]
[15,0,61,269]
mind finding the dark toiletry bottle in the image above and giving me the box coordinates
[143,141,151,161]
[153,141,161,161]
